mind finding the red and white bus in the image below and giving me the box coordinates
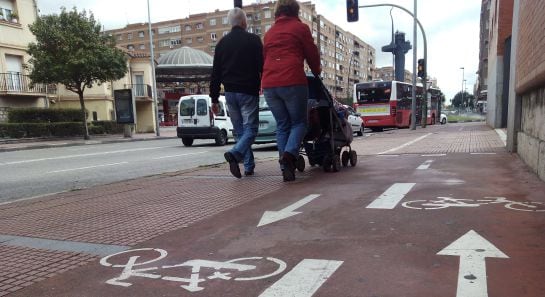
[353,81,424,131]
[427,87,442,125]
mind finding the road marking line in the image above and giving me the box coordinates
[258,259,343,297]
[417,160,434,170]
[470,153,497,155]
[46,162,129,174]
[366,183,416,209]
[378,133,432,155]
[495,129,507,146]
[0,146,174,166]
[422,154,446,157]
[0,190,68,206]
[152,151,208,160]
[258,194,321,227]
[377,154,399,157]
[0,234,129,256]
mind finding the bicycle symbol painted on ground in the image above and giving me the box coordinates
[402,196,545,212]
[100,248,287,292]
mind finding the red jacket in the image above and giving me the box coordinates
[262,16,321,88]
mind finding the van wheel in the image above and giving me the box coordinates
[215,130,228,146]
[441,118,447,125]
[182,137,194,147]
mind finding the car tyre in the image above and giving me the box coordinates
[357,124,364,136]
[215,130,228,146]
[441,118,447,125]
[182,137,194,147]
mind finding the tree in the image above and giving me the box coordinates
[451,91,474,109]
[27,7,128,139]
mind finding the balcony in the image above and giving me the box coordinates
[125,84,152,100]
[0,73,56,96]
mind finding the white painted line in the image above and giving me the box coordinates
[495,128,507,146]
[377,154,399,157]
[417,160,434,170]
[0,146,173,166]
[46,162,129,174]
[366,183,416,209]
[378,133,432,155]
[152,151,208,160]
[258,259,343,297]
[470,153,497,155]
[258,194,320,227]
[438,230,508,297]
[0,190,68,206]
[422,154,446,157]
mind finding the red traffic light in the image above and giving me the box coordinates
[347,0,359,22]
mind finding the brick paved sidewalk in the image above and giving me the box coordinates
[0,122,508,296]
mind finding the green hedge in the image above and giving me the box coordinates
[0,121,124,139]
[8,108,83,123]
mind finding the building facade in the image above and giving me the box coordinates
[0,0,55,121]
[476,0,491,111]
[105,0,375,101]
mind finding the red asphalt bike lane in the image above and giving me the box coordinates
[10,135,545,297]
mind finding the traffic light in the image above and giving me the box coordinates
[417,58,426,78]
[234,0,242,8]
[347,0,359,22]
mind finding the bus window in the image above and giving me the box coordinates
[356,82,392,104]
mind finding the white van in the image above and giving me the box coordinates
[177,95,233,147]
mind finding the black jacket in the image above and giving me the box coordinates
[209,26,263,103]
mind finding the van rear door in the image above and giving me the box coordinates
[179,97,195,127]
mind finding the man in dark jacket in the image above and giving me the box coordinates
[210,7,263,178]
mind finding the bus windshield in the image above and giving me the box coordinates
[356,82,392,104]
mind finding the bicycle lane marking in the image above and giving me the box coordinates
[99,248,342,296]
[366,183,416,209]
[401,196,545,212]
[417,160,434,170]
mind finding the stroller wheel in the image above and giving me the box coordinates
[296,155,306,172]
[322,156,332,172]
[341,151,349,167]
[332,155,341,172]
[349,150,358,167]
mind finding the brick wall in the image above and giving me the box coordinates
[496,0,513,55]
[516,0,545,93]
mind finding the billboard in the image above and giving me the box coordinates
[114,89,135,124]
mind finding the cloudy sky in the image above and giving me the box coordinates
[36,0,482,102]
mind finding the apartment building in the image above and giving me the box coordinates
[106,0,375,101]
[374,66,414,83]
[0,0,54,121]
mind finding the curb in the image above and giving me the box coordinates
[0,136,179,152]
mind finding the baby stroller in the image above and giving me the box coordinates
[297,75,358,172]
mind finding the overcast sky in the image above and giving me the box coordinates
[36,0,482,102]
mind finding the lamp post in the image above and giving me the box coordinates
[460,67,464,115]
[147,0,160,136]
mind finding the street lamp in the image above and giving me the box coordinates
[460,67,464,114]
[148,0,160,136]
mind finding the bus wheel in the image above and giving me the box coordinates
[370,127,383,132]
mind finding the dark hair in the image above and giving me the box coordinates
[274,0,300,18]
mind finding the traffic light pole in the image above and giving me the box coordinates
[357,3,428,129]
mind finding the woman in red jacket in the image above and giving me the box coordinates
[262,0,321,182]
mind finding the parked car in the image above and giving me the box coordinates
[177,95,233,146]
[255,95,277,144]
[345,106,365,136]
[440,113,448,125]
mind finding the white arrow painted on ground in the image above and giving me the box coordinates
[437,230,508,297]
[258,194,320,227]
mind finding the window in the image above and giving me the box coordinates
[127,33,133,40]
[116,34,123,41]
[264,10,271,19]
[197,99,207,116]
[159,40,170,47]
[222,31,229,36]
[185,37,192,44]
[158,25,181,34]
[138,31,145,38]
[265,25,271,32]
[222,16,228,24]
[171,38,182,45]
[139,44,145,50]
[196,23,203,29]
[209,18,216,26]
[210,33,217,41]
[127,44,134,50]
[185,25,191,31]
[254,27,261,35]
[197,36,204,43]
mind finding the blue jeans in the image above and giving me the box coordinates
[263,85,308,158]
[225,92,259,172]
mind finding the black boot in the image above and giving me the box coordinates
[281,152,296,182]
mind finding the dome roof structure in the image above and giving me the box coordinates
[155,47,213,82]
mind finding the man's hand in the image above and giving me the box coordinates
[211,103,220,115]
